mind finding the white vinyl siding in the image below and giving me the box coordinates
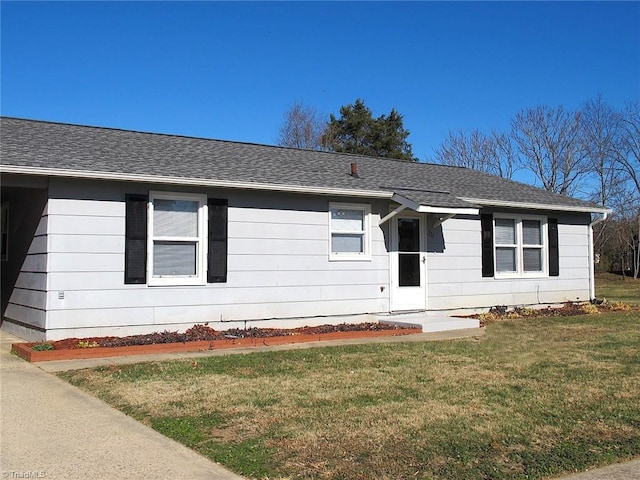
[40,180,389,339]
[329,203,371,260]
[426,214,591,311]
[148,192,207,286]
[21,177,595,340]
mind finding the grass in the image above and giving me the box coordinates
[596,272,640,305]
[60,310,640,480]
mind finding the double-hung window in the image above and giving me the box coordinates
[329,203,371,260]
[494,215,546,276]
[148,192,207,285]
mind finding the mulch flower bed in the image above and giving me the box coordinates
[13,302,633,362]
[469,301,633,327]
[12,323,423,363]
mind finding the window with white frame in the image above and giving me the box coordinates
[148,192,207,285]
[494,215,546,276]
[329,203,371,260]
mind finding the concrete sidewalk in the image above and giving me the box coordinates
[2,328,638,480]
[0,330,245,480]
[556,459,640,479]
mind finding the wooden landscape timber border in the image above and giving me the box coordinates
[11,327,423,363]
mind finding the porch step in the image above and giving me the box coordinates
[378,313,480,333]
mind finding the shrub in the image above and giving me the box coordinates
[608,301,632,312]
[184,324,218,341]
[579,303,600,315]
[477,312,497,326]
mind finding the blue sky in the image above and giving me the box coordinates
[2,1,639,164]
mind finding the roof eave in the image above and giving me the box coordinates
[0,165,393,200]
[459,197,611,214]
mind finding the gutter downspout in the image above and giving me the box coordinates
[589,212,608,302]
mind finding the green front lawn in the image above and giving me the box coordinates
[60,310,640,479]
[596,272,640,305]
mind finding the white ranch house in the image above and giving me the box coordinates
[0,117,609,341]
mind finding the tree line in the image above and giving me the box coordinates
[276,97,640,277]
[277,99,416,161]
[431,96,639,278]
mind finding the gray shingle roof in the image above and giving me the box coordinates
[0,117,606,213]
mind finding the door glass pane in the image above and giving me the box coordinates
[153,241,196,276]
[398,218,420,252]
[154,199,198,237]
[496,247,516,272]
[399,254,421,286]
[331,233,363,253]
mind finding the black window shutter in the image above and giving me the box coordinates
[548,218,559,277]
[125,194,148,284]
[481,214,494,277]
[208,198,228,283]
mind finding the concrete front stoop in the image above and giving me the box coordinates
[378,312,480,333]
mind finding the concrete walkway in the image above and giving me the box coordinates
[556,459,640,480]
[0,330,245,480]
[2,328,638,480]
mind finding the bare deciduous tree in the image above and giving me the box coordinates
[276,101,326,150]
[432,129,515,179]
[608,210,640,278]
[511,105,586,195]
[580,94,626,207]
[429,97,639,277]
[579,95,629,266]
[616,101,640,277]
[618,101,640,197]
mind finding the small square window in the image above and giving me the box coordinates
[329,203,371,260]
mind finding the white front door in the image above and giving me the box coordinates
[390,214,427,311]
